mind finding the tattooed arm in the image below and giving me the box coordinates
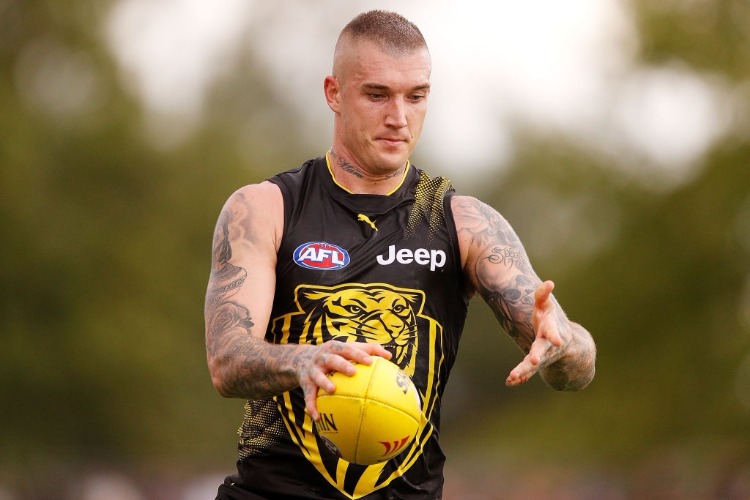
[204,182,390,419]
[452,195,596,391]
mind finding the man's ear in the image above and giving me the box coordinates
[324,75,340,113]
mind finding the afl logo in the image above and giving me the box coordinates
[293,242,350,270]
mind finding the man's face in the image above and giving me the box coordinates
[326,40,431,175]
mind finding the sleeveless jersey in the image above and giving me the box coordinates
[231,154,469,499]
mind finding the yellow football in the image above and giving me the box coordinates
[315,356,422,465]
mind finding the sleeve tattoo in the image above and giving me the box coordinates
[204,205,305,399]
[205,209,254,357]
[456,197,539,352]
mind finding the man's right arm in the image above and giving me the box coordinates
[204,181,292,399]
[204,181,390,419]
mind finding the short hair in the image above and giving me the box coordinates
[335,10,428,56]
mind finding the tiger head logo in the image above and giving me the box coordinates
[297,283,424,371]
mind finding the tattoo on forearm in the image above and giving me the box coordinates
[206,302,254,350]
[219,337,301,398]
[454,197,539,349]
[483,275,537,352]
[486,246,529,273]
[455,198,596,390]
[205,210,253,356]
[205,204,308,399]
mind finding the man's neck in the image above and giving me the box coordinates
[327,149,408,195]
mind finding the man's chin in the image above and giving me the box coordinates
[374,150,410,171]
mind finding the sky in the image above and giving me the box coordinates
[105,0,734,187]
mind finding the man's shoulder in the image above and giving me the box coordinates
[228,181,283,209]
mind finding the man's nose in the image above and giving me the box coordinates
[384,98,407,128]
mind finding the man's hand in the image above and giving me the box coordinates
[505,280,567,387]
[298,341,392,420]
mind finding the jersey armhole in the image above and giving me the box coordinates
[266,176,291,256]
[443,191,469,301]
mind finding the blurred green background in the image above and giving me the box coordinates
[2,0,749,498]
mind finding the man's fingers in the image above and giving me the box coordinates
[312,369,337,394]
[506,350,541,386]
[302,341,393,419]
[325,355,357,377]
[533,280,564,347]
[506,358,537,387]
[511,280,570,388]
[534,280,555,308]
[354,342,393,361]
[506,336,556,387]
[545,328,564,347]
[528,337,552,364]
[303,383,321,420]
[318,342,394,390]
[332,341,392,365]
[537,319,564,347]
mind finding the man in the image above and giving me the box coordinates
[205,10,596,500]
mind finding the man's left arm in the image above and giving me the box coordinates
[452,195,596,391]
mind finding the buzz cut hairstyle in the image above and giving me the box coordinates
[337,10,428,55]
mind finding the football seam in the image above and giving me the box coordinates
[317,394,419,417]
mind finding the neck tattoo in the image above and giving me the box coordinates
[329,148,364,179]
[384,167,405,180]
[329,148,405,180]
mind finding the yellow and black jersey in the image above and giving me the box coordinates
[230,153,469,499]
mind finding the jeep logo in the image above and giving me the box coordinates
[376,244,446,271]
